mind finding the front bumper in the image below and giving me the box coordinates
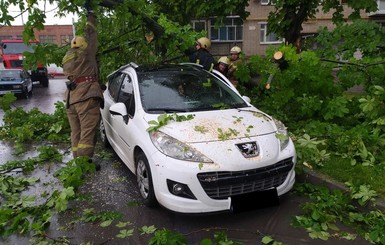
[148,143,296,213]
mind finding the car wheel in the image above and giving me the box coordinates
[136,152,158,207]
[41,76,49,87]
[99,119,110,147]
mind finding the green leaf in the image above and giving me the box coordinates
[116,229,134,238]
[140,225,157,235]
[100,220,113,227]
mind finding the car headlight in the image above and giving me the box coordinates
[273,118,290,151]
[150,131,213,163]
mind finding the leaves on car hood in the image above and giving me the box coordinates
[144,108,275,143]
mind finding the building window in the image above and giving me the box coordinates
[210,17,243,42]
[379,0,385,11]
[39,35,56,44]
[60,35,73,46]
[0,36,13,41]
[192,20,206,32]
[260,23,282,44]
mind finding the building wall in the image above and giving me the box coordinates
[0,25,74,46]
[242,0,371,56]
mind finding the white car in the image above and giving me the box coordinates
[100,62,296,213]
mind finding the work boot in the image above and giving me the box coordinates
[88,158,101,171]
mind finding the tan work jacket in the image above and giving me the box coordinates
[62,13,103,106]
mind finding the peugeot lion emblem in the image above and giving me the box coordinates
[236,142,259,158]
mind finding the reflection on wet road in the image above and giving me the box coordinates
[1,78,369,245]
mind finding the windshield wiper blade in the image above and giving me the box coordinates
[146,108,190,113]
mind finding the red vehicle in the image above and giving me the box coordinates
[0,39,49,87]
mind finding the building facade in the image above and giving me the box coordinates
[208,0,385,57]
[0,24,74,46]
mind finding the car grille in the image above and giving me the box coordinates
[197,158,294,200]
[0,84,13,90]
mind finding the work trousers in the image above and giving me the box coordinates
[67,98,101,158]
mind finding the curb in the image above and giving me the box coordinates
[297,167,385,212]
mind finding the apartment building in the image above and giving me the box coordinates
[208,0,385,57]
[0,24,73,46]
[1,0,384,57]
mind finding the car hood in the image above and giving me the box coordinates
[144,108,276,143]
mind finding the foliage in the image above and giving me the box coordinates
[0,101,70,144]
[0,147,79,237]
[79,208,122,223]
[346,182,378,207]
[268,0,378,47]
[152,0,250,25]
[1,0,250,84]
[294,183,385,243]
[261,235,283,245]
[0,93,17,111]
[147,113,195,132]
[54,156,97,189]
[149,228,187,245]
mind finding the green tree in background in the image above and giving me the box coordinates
[268,0,378,50]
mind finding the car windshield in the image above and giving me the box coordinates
[138,67,248,113]
[0,70,20,80]
[1,42,36,54]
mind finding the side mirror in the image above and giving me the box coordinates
[242,96,251,103]
[109,102,129,124]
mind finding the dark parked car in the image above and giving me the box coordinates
[0,69,33,98]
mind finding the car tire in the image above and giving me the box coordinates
[99,119,111,147]
[135,152,158,207]
[41,76,49,87]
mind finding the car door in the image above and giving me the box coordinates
[102,72,124,147]
[108,72,137,169]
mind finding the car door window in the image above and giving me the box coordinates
[117,74,135,117]
[108,72,125,102]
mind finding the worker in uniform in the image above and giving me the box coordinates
[187,37,215,71]
[215,56,230,77]
[228,46,242,87]
[62,2,104,169]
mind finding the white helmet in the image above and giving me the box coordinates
[197,37,211,50]
[230,46,241,54]
[218,56,230,65]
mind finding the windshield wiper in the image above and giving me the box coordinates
[146,108,190,113]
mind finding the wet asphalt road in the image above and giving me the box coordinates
[0,78,369,245]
